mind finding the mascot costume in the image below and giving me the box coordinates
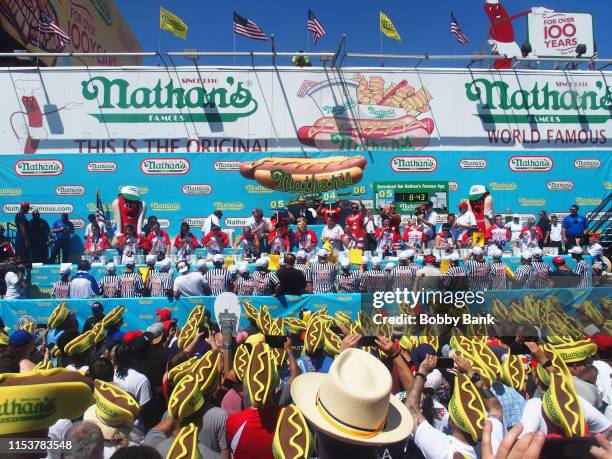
[484,0,553,69]
[111,186,147,243]
[461,185,494,247]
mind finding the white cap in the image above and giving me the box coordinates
[159,259,172,270]
[256,257,269,267]
[125,257,135,266]
[405,249,415,259]
[213,253,224,263]
[472,246,484,256]
[448,252,460,262]
[317,248,329,257]
[238,263,249,273]
[296,250,307,259]
[340,258,351,268]
[486,0,499,4]
[521,250,533,260]
[371,256,382,267]
[145,254,157,265]
[424,369,444,390]
[177,260,189,274]
[105,262,116,272]
[361,255,370,264]
[59,263,72,274]
[532,247,543,258]
[196,258,207,268]
[228,265,237,274]
[385,262,394,271]
[490,248,503,258]
[569,246,583,255]
[398,250,410,261]
[120,185,140,200]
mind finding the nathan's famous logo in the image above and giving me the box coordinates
[508,156,553,172]
[576,197,602,206]
[14,160,63,176]
[239,156,367,192]
[547,180,574,191]
[519,198,546,206]
[70,218,86,229]
[182,184,212,195]
[0,397,57,420]
[157,218,171,229]
[459,159,487,169]
[81,76,258,123]
[56,185,86,196]
[3,203,74,214]
[214,202,244,211]
[574,158,600,169]
[297,74,435,151]
[214,161,241,171]
[391,156,437,172]
[151,202,181,211]
[489,182,517,191]
[87,162,117,172]
[245,184,274,194]
[183,217,208,227]
[465,78,612,124]
[0,187,22,196]
[448,181,459,192]
[225,217,250,227]
[140,158,190,175]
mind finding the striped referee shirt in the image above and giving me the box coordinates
[150,271,173,297]
[337,271,361,293]
[531,260,552,289]
[295,263,312,283]
[393,264,419,290]
[465,259,493,292]
[490,262,509,291]
[310,262,338,293]
[514,264,535,290]
[99,274,121,298]
[204,268,234,295]
[235,276,255,295]
[361,268,387,293]
[443,265,468,291]
[51,280,70,299]
[119,271,145,298]
[574,259,589,288]
[251,270,275,296]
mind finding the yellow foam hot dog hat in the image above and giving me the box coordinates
[21,321,36,334]
[242,300,259,322]
[166,423,201,459]
[0,369,94,435]
[64,331,94,357]
[191,350,222,396]
[84,380,140,441]
[177,317,199,351]
[334,311,353,328]
[501,351,525,392]
[232,344,250,382]
[167,357,199,387]
[48,302,70,329]
[285,317,307,335]
[245,342,279,408]
[272,404,314,459]
[448,373,486,443]
[168,374,205,424]
[304,317,325,355]
[91,321,107,345]
[322,324,342,356]
[33,359,53,371]
[102,306,126,329]
[187,305,206,327]
[552,339,597,364]
[257,305,275,334]
[0,332,8,346]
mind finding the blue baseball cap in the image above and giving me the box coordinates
[9,330,36,347]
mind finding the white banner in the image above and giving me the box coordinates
[527,12,595,58]
[0,66,610,153]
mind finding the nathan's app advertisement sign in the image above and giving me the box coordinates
[0,67,609,154]
[0,151,609,235]
[527,12,595,58]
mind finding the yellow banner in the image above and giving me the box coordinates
[160,7,188,40]
[380,11,401,42]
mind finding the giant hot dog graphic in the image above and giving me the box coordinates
[239,156,367,192]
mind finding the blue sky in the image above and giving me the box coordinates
[115,0,610,67]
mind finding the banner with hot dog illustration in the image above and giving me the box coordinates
[0,67,610,154]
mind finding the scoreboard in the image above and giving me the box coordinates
[373,181,449,214]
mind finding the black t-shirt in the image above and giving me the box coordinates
[30,218,50,244]
[550,268,580,288]
[537,217,551,235]
[14,212,29,242]
[275,267,307,295]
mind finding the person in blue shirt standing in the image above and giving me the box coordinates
[561,205,588,251]
[50,213,75,264]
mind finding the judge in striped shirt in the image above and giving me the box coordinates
[51,263,71,299]
[360,256,386,293]
[463,246,493,292]
[336,258,360,293]
[489,248,510,290]
[513,250,536,290]
[294,250,313,293]
[149,258,174,298]
[569,246,589,288]
[310,248,338,293]
[251,257,277,296]
[443,252,468,291]
[392,250,419,291]
[204,254,234,295]
[119,257,145,298]
[530,248,552,289]
[99,262,121,298]
[234,263,255,295]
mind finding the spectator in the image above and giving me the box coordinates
[317,199,341,223]
[310,249,337,293]
[547,214,563,253]
[375,219,399,257]
[321,216,345,253]
[506,214,523,249]
[119,258,145,298]
[291,197,317,224]
[64,421,105,459]
[360,256,386,293]
[4,329,37,371]
[30,209,50,263]
[519,217,542,250]
[454,202,477,241]
[363,208,378,251]
[204,254,234,295]
[149,258,173,298]
[536,210,551,249]
[50,213,75,264]
[202,210,223,235]
[417,200,438,248]
[99,262,121,298]
[513,250,535,290]
[116,224,145,264]
[201,225,230,255]
[196,258,208,276]
[549,256,580,288]
[0,224,15,262]
[144,222,171,260]
[69,260,101,299]
[485,214,511,251]
[84,220,110,261]
[173,260,208,297]
[14,202,30,261]
[345,198,367,249]
[294,220,318,253]
[51,263,72,299]
[85,213,106,238]
[381,202,402,237]
[401,219,425,254]
[83,301,105,332]
[586,232,604,269]
[234,263,255,295]
[267,222,290,254]
[131,335,168,428]
[562,204,588,250]
[569,246,589,288]
[336,258,360,293]
[434,223,457,251]
[294,250,313,290]
[173,222,199,261]
[274,253,306,295]
[251,257,275,296]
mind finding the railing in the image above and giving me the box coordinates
[588,193,612,250]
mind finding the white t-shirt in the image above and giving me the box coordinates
[245,216,271,236]
[420,211,438,239]
[506,222,523,242]
[549,222,562,242]
[519,396,611,436]
[321,225,345,252]
[85,221,106,238]
[588,243,603,263]
[592,360,612,407]
[173,272,208,296]
[415,417,504,459]
[202,214,220,234]
[114,368,152,444]
[455,212,477,238]
[4,271,24,299]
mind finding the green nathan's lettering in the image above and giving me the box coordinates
[270,169,354,193]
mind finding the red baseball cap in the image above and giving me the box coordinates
[123,330,142,344]
[552,256,565,265]
[589,334,612,353]
[21,202,30,207]
[589,233,599,240]
[424,255,436,263]
[155,308,171,321]
[458,202,468,209]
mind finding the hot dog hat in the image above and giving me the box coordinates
[48,302,70,329]
[358,311,373,335]
[272,405,314,459]
[450,336,496,386]
[33,359,53,371]
[168,374,205,424]
[64,330,94,357]
[501,351,525,392]
[177,317,199,351]
[418,335,439,353]
[322,324,342,356]
[399,336,417,352]
[552,339,597,363]
[233,344,250,382]
[304,317,325,355]
[102,306,126,329]
[91,321,107,345]
[0,333,8,347]
[0,369,94,435]
[471,340,502,381]
[542,346,586,437]
[257,305,275,334]
[536,363,551,387]
[83,380,140,441]
[120,185,140,201]
[187,305,206,326]
[245,342,279,408]
[168,357,199,386]
[448,373,486,443]
[242,300,259,322]
[284,317,307,335]
[166,423,201,459]
[191,350,221,396]
[272,347,288,367]
[21,321,36,334]
[333,311,352,329]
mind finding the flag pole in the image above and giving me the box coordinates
[380,28,383,67]
[157,5,162,65]
[233,12,236,65]
[306,10,309,52]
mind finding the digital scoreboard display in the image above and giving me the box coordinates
[373,182,448,214]
[395,192,429,203]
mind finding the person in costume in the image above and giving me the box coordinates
[111,185,147,244]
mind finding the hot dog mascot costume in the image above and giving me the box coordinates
[111,186,146,241]
[461,185,494,247]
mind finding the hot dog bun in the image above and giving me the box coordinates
[240,156,367,179]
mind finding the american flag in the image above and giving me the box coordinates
[297,80,317,97]
[307,10,326,46]
[96,188,106,226]
[39,12,70,46]
[450,12,469,46]
[588,50,598,71]
[233,12,267,41]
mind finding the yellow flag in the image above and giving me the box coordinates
[160,7,188,40]
[380,11,401,42]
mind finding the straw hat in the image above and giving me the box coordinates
[291,348,412,445]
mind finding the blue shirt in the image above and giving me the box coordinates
[562,214,587,237]
[491,382,525,428]
[52,219,74,240]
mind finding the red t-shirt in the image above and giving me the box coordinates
[322,207,341,223]
[345,212,365,238]
[173,233,199,248]
[485,225,511,243]
[145,230,171,253]
[201,231,230,251]
[226,407,281,459]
